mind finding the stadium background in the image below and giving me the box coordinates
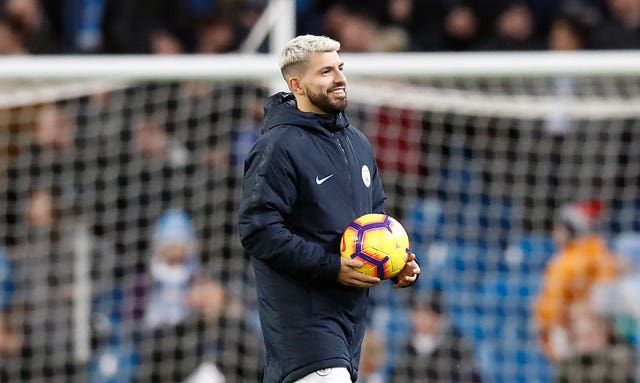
[1,0,640,382]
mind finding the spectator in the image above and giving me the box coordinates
[228,92,264,170]
[608,232,640,326]
[196,1,264,54]
[109,109,203,254]
[135,209,263,382]
[442,2,482,51]
[295,0,324,36]
[89,289,140,383]
[321,3,409,52]
[548,1,600,50]
[588,232,640,379]
[592,0,640,49]
[320,2,350,37]
[151,29,188,55]
[477,1,545,51]
[0,245,12,317]
[101,0,194,53]
[544,2,599,133]
[0,313,22,382]
[8,0,640,54]
[384,0,446,51]
[0,11,27,54]
[0,245,21,381]
[3,0,59,53]
[534,200,620,363]
[9,185,114,380]
[197,13,240,54]
[605,233,640,338]
[4,102,78,243]
[327,7,382,52]
[33,102,76,150]
[358,329,387,383]
[391,289,482,383]
[42,0,105,53]
[557,301,638,383]
[142,209,200,329]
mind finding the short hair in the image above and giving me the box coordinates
[279,35,341,80]
[409,288,444,314]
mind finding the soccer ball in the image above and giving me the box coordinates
[340,213,410,280]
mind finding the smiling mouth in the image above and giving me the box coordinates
[329,87,346,97]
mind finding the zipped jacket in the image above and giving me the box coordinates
[239,92,386,383]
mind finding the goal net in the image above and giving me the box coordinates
[0,53,639,383]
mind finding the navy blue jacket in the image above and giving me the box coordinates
[238,92,386,383]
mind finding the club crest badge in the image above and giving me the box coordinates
[361,165,371,188]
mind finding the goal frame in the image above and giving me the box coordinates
[1,51,640,81]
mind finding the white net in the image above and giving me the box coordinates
[0,55,639,383]
[0,80,266,382]
[351,76,640,383]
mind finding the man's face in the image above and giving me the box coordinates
[299,51,347,114]
[158,242,191,265]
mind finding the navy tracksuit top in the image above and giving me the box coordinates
[238,92,386,383]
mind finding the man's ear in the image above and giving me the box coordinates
[288,76,304,96]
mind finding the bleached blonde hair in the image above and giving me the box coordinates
[279,35,341,80]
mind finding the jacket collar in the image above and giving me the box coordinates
[261,92,349,135]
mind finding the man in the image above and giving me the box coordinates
[535,200,619,361]
[391,289,482,383]
[238,35,420,383]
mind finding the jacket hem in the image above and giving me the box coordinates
[280,357,351,383]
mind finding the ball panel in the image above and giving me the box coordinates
[340,213,411,280]
[353,213,386,226]
[361,230,398,260]
[340,226,359,258]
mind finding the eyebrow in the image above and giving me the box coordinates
[319,62,344,72]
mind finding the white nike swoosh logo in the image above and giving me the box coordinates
[315,174,334,185]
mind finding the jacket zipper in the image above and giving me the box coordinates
[333,133,357,216]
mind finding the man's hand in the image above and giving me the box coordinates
[338,257,381,287]
[393,252,421,289]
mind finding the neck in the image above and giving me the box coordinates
[294,95,325,114]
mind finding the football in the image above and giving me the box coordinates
[340,213,410,279]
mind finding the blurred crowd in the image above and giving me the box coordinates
[1,1,640,382]
[0,79,639,382]
[0,83,269,382]
[0,0,640,55]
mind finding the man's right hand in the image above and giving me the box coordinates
[337,257,381,287]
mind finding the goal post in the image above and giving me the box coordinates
[1,52,640,383]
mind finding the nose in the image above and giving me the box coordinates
[335,69,347,85]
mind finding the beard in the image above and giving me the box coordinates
[306,86,348,114]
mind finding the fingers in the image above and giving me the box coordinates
[339,257,380,287]
[344,265,380,287]
[338,255,422,288]
[347,276,380,288]
[340,273,380,287]
[343,257,364,268]
[393,274,418,289]
[393,259,421,289]
[352,271,380,286]
[407,260,421,275]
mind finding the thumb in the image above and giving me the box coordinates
[405,251,416,262]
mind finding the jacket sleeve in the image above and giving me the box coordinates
[238,137,341,283]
